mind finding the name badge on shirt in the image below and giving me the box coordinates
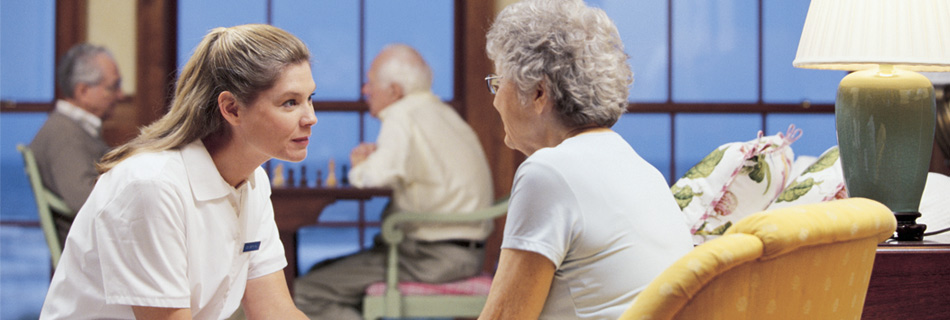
[243,241,261,252]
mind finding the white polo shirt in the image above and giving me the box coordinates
[40,140,286,320]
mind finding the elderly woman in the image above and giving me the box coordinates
[479,0,694,319]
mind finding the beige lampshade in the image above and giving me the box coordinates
[794,0,950,72]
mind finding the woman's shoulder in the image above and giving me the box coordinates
[103,148,187,187]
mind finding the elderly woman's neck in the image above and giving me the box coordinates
[564,124,608,139]
[522,123,607,156]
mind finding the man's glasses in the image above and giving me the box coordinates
[485,74,502,95]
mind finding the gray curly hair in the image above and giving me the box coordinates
[486,0,632,128]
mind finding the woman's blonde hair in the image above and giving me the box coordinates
[98,24,310,173]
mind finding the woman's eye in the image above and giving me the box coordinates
[282,99,298,108]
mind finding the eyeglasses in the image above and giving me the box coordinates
[485,74,502,95]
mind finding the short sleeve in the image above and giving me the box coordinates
[501,158,580,269]
[94,179,190,308]
[247,169,287,280]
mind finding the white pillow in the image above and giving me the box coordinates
[767,146,847,210]
[672,127,799,244]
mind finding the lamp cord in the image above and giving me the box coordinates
[923,226,950,237]
[886,226,950,240]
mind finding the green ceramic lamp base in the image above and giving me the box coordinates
[836,64,936,240]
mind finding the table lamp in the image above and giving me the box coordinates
[793,0,950,241]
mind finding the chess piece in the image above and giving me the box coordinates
[287,168,296,187]
[272,163,286,187]
[300,165,308,187]
[341,164,350,186]
[326,159,338,187]
[316,169,323,187]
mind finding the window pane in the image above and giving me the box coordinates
[765,113,837,158]
[588,0,669,102]
[0,113,49,221]
[364,0,454,100]
[0,0,54,101]
[674,113,760,178]
[297,226,361,271]
[273,0,361,101]
[614,113,672,183]
[318,200,360,223]
[762,1,843,104]
[177,0,267,69]
[0,226,49,319]
[365,197,388,222]
[673,0,758,103]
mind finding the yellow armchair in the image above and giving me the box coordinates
[619,198,896,320]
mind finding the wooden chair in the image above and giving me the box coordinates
[16,144,74,270]
[362,198,509,320]
[619,198,897,320]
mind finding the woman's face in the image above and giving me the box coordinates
[492,75,541,155]
[237,62,317,163]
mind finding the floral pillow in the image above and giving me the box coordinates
[672,126,799,244]
[767,146,847,210]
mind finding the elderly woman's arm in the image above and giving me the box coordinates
[479,248,556,320]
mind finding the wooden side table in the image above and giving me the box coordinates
[863,240,950,319]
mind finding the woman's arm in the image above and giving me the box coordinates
[241,271,308,320]
[131,307,191,320]
[479,248,557,320]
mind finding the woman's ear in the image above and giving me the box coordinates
[531,80,552,115]
[218,91,241,125]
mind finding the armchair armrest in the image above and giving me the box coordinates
[380,198,510,245]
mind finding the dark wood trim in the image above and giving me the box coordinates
[0,221,41,228]
[313,101,369,112]
[459,0,521,274]
[135,0,177,128]
[757,0,764,104]
[626,102,834,113]
[0,101,54,112]
[453,0,467,116]
[667,0,675,181]
[55,0,88,102]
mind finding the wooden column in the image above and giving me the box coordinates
[457,0,524,274]
[135,0,177,130]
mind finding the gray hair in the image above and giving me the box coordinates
[376,44,433,94]
[486,0,632,128]
[56,43,113,98]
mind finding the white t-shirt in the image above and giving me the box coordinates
[502,131,694,319]
[40,140,286,320]
[348,91,494,241]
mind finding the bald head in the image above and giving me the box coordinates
[361,44,434,117]
[375,44,433,95]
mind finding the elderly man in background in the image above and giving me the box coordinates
[293,44,494,319]
[30,43,123,248]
